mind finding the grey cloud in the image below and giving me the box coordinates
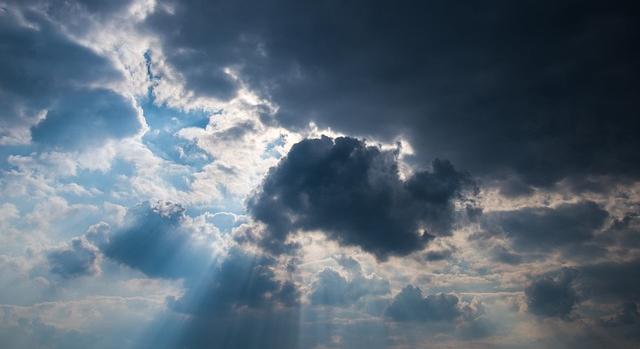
[93,202,300,348]
[100,201,213,280]
[47,237,99,278]
[481,201,608,252]
[31,89,140,150]
[249,136,474,260]
[385,285,461,322]
[143,0,640,190]
[169,247,298,316]
[0,6,141,147]
[527,260,640,320]
[425,248,455,262]
[602,302,640,327]
[490,245,523,265]
[310,268,389,306]
[525,268,579,318]
[142,309,300,349]
[577,259,640,303]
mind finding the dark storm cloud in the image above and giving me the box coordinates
[248,136,474,260]
[144,0,640,189]
[310,268,389,306]
[602,302,640,327]
[0,6,141,147]
[481,201,608,251]
[100,201,213,279]
[526,260,640,321]
[490,245,523,265]
[385,285,461,322]
[525,268,579,318]
[47,237,99,278]
[577,259,640,302]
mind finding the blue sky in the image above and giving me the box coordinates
[1,1,640,348]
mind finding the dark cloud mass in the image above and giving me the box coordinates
[481,201,608,251]
[249,136,474,259]
[99,201,298,316]
[145,0,640,189]
[525,269,579,318]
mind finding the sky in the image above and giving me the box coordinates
[0,1,639,348]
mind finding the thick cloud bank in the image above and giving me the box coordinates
[481,201,609,251]
[249,136,474,259]
[145,0,640,190]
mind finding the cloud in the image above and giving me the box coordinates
[169,247,298,316]
[525,268,579,318]
[143,308,301,349]
[47,237,100,278]
[94,202,298,316]
[425,248,455,262]
[602,302,640,327]
[310,267,389,306]
[0,6,141,147]
[99,201,216,279]
[143,0,640,190]
[481,201,608,251]
[249,136,474,259]
[526,260,640,320]
[385,285,461,322]
[489,245,523,265]
[577,259,640,303]
[31,89,141,150]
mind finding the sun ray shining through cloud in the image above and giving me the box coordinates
[1,0,640,348]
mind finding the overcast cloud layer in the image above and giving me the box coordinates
[1,1,639,348]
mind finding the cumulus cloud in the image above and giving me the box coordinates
[425,248,455,262]
[249,136,474,259]
[47,237,100,278]
[98,201,218,280]
[526,260,640,321]
[525,268,579,318]
[385,285,462,322]
[602,302,640,327]
[310,268,389,306]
